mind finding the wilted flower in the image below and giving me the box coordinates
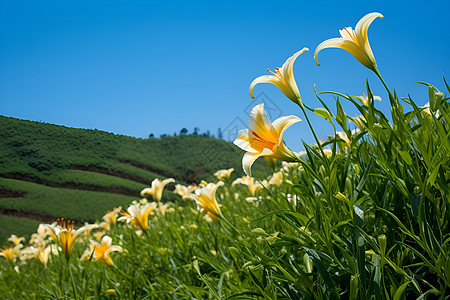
[214,168,234,180]
[234,104,301,176]
[250,48,309,104]
[81,235,122,266]
[314,12,383,72]
[140,178,175,202]
[118,202,157,231]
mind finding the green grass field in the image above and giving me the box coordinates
[0,116,271,244]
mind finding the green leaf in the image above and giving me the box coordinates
[305,248,340,299]
[314,108,333,123]
[396,149,412,165]
[393,281,410,300]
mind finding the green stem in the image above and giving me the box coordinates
[297,100,326,157]
[374,68,394,105]
[68,263,78,300]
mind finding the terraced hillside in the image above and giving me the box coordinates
[0,116,270,243]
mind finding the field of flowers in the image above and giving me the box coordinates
[1,12,449,299]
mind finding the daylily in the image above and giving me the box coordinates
[140,178,175,202]
[46,218,93,261]
[7,234,25,247]
[30,224,50,246]
[118,202,157,231]
[314,12,383,72]
[234,104,301,176]
[21,244,52,266]
[102,208,121,225]
[354,93,382,106]
[232,176,262,196]
[249,48,309,104]
[269,171,283,187]
[0,245,20,263]
[335,129,360,148]
[175,184,198,199]
[80,235,122,266]
[214,168,234,180]
[190,181,224,222]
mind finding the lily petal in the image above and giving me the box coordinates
[242,152,261,177]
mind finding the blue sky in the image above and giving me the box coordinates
[1,0,449,151]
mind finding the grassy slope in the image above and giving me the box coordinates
[0,116,270,243]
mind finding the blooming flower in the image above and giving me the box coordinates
[46,218,94,261]
[7,234,25,247]
[80,235,122,266]
[269,171,283,187]
[249,48,309,104]
[140,178,175,202]
[0,245,20,263]
[214,168,234,180]
[234,104,301,176]
[314,12,383,72]
[102,207,121,226]
[118,202,157,231]
[190,182,224,222]
[232,176,262,196]
[354,93,382,106]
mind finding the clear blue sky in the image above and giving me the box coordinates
[1,0,449,151]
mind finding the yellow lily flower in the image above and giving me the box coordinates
[269,171,284,187]
[234,103,301,176]
[232,176,262,196]
[314,12,383,72]
[118,202,157,231]
[7,234,25,247]
[46,218,93,261]
[192,182,224,222]
[0,245,20,263]
[140,178,175,202]
[80,235,122,266]
[214,168,235,180]
[249,48,309,104]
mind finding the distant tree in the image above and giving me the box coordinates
[206,130,211,137]
[180,128,188,135]
[193,127,200,136]
[217,128,223,140]
[148,133,154,138]
[160,134,167,138]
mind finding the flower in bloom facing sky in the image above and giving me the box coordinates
[190,181,224,222]
[81,235,122,266]
[314,12,383,72]
[234,104,301,176]
[118,202,157,231]
[249,48,309,105]
[46,218,93,261]
[140,178,175,202]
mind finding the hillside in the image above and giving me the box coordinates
[0,115,271,243]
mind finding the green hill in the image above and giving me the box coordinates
[0,115,270,243]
